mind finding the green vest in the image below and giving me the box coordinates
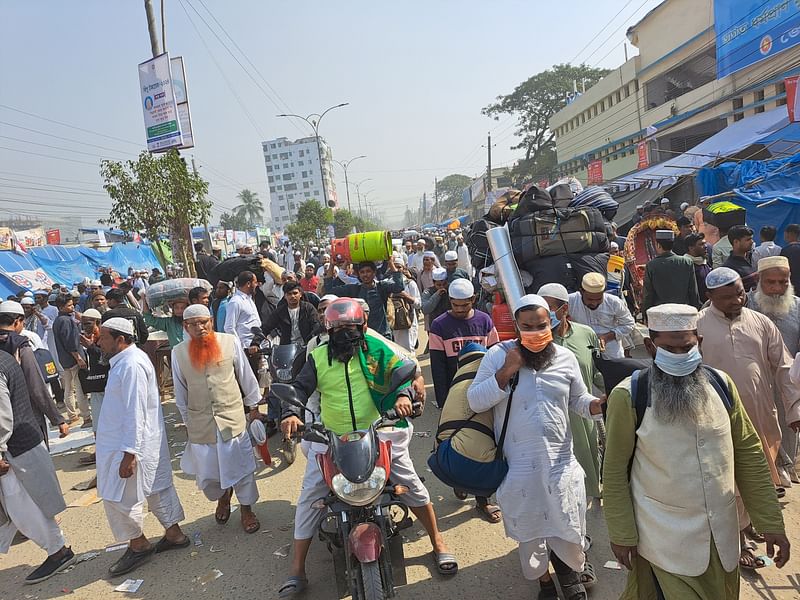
[312,345,380,435]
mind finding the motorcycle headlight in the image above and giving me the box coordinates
[331,467,387,507]
[276,368,293,381]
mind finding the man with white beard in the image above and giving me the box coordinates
[604,304,790,598]
[747,255,800,485]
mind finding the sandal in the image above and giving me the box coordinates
[154,535,191,554]
[476,504,502,523]
[278,575,308,599]
[776,486,786,499]
[580,562,597,588]
[241,510,260,534]
[583,534,593,552]
[538,578,558,599]
[557,570,587,600]
[215,490,232,524]
[432,551,458,576]
[743,525,765,544]
[453,489,468,501]
[739,547,766,571]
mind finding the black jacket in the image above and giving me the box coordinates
[102,306,149,345]
[261,301,321,345]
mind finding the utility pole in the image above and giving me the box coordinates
[144,0,162,57]
[434,178,439,223]
[486,131,493,193]
[421,193,426,222]
[192,156,212,253]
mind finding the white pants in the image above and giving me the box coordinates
[518,537,585,580]
[294,425,430,540]
[103,482,185,542]
[89,391,104,434]
[201,472,258,506]
[0,468,65,556]
[62,365,90,420]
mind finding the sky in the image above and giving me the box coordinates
[0,0,664,230]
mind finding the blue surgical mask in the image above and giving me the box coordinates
[549,310,561,330]
[654,345,702,377]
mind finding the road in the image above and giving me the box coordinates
[1,339,799,599]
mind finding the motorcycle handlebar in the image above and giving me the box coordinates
[382,402,423,422]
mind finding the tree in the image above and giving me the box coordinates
[333,209,357,237]
[219,210,248,231]
[100,149,210,277]
[284,200,332,247]
[436,174,472,214]
[234,189,264,227]
[483,63,610,171]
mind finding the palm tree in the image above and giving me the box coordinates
[234,189,264,227]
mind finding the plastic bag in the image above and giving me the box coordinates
[146,278,211,309]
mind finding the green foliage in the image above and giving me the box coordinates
[284,200,332,247]
[436,174,472,213]
[483,63,610,170]
[334,209,381,236]
[219,211,249,230]
[234,189,264,227]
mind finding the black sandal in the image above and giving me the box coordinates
[556,570,587,600]
[537,578,558,600]
[154,535,191,554]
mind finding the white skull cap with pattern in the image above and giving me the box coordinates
[448,278,474,299]
[183,304,211,320]
[514,294,550,316]
[432,267,448,281]
[705,267,741,290]
[102,317,134,336]
[646,303,699,332]
[444,251,458,261]
[537,283,569,303]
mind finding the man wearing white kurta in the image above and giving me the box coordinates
[172,304,261,534]
[96,318,188,577]
[468,294,605,599]
[568,272,635,359]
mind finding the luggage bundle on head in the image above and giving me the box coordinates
[465,218,498,269]
[510,205,610,263]
[146,277,212,310]
[520,252,610,294]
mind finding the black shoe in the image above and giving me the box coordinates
[25,547,76,584]
[108,546,155,577]
[266,420,278,437]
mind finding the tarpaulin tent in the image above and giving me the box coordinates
[0,250,55,291]
[32,255,96,285]
[29,246,85,262]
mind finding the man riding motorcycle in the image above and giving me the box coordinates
[278,298,457,598]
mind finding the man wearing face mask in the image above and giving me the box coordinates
[697,267,800,568]
[604,303,790,597]
[569,273,635,360]
[468,294,605,600]
[278,299,456,597]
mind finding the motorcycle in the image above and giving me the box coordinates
[271,360,420,600]
[266,341,307,464]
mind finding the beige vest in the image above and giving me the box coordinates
[173,333,246,444]
[627,376,740,576]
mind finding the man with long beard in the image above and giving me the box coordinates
[171,304,261,534]
[96,318,189,577]
[468,295,605,600]
[698,267,800,568]
[604,303,790,598]
[747,255,800,486]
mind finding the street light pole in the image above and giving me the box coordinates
[351,178,372,222]
[277,103,348,209]
[333,155,366,214]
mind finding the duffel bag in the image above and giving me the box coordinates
[522,254,578,293]
[512,207,609,258]
[466,219,498,267]
[568,253,610,285]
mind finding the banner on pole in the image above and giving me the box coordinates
[138,52,183,152]
[46,229,61,245]
[587,160,604,185]
[637,141,650,169]
[170,56,194,149]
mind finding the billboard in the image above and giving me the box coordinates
[715,0,800,79]
[138,52,183,152]
[587,160,604,185]
[170,56,195,149]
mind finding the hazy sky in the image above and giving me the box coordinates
[0,0,663,229]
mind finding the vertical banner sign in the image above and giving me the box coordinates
[715,0,800,79]
[170,56,195,149]
[138,53,183,152]
[587,160,604,185]
[637,141,650,169]
[46,229,61,245]
[786,75,800,123]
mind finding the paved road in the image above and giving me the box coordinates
[1,342,799,599]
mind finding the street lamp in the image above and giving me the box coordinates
[277,103,348,209]
[351,179,372,220]
[332,155,366,214]
[361,189,376,221]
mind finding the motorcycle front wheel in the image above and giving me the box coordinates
[358,560,385,600]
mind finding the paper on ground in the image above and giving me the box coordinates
[114,579,144,592]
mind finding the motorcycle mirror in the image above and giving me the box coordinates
[305,428,328,444]
[271,383,306,411]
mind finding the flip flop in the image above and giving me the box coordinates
[432,551,458,576]
[453,489,468,501]
[278,575,308,599]
[583,534,593,552]
[476,504,502,523]
[154,535,191,554]
[776,486,786,499]
[241,511,260,534]
[743,525,765,544]
[739,547,766,571]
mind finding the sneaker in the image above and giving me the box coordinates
[25,547,76,584]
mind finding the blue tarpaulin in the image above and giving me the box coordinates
[29,245,85,262]
[32,255,97,285]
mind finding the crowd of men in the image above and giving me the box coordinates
[1,213,799,600]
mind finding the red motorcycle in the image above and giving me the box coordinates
[272,361,420,600]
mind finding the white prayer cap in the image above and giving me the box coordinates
[514,294,549,316]
[423,251,436,259]
[680,202,689,211]
[102,317,134,336]
[581,272,606,293]
[82,277,91,285]
[432,267,448,281]
[655,229,674,241]
[82,308,102,320]
[757,255,789,272]
[22,291,33,298]
[636,205,643,210]
[537,283,569,303]
[33,289,49,296]
[660,197,670,205]
[20,297,35,306]
[647,303,699,332]
[393,254,405,266]
[610,241,619,251]
[705,267,741,290]
[90,279,102,287]
[0,301,23,315]
[183,304,211,320]
[444,251,458,261]
[448,278,474,299]
[320,294,339,303]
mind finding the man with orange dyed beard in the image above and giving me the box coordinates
[171,304,262,534]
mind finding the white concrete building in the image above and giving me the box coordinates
[262,136,338,228]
